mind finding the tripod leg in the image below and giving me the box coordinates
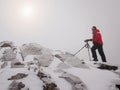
[73,45,86,56]
[88,47,91,61]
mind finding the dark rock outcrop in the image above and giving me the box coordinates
[0,41,14,48]
[43,83,59,90]
[8,81,25,90]
[8,73,28,80]
[98,64,118,70]
[37,70,51,79]
[37,70,59,90]
[116,85,120,90]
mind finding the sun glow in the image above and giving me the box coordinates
[21,5,34,17]
[11,2,49,37]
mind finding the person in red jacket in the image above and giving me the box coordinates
[85,26,106,62]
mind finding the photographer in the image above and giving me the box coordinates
[85,26,106,62]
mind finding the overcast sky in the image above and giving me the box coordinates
[0,0,120,65]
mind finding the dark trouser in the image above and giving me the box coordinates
[91,43,106,62]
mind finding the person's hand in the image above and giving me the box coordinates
[84,39,90,42]
[84,39,92,42]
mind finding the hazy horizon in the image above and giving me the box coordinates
[0,0,120,65]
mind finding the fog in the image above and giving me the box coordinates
[0,0,120,65]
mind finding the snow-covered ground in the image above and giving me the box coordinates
[0,42,120,90]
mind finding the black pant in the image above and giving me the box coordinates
[91,43,106,62]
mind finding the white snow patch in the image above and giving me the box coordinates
[64,67,119,90]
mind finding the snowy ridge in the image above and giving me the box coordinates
[0,41,120,90]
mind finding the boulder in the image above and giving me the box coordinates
[20,43,53,67]
[20,43,42,57]
[8,81,25,90]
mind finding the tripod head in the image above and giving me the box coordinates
[73,42,91,56]
[74,40,91,60]
[84,42,90,48]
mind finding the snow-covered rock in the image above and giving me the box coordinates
[20,43,53,67]
[34,54,53,67]
[20,43,43,57]
[0,41,14,49]
[1,48,16,61]
[60,72,88,90]
[55,52,89,68]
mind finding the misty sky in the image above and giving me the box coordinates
[0,0,120,65]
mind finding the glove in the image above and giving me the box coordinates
[84,39,89,42]
[84,39,92,42]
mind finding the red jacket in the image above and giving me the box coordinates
[92,29,103,45]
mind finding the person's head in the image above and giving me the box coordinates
[92,26,97,31]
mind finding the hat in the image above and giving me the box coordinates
[92,26,97,30]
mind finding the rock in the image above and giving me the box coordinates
[73,83,87,90]
[14,62,24,65]
[116,85,120,90]
[8,81,25,90]
[55,53,89,68]
[37,70,51,79]
[37,70,60,90]
[0,41,14,48]
[1,49,16,61]
[115,68,120,77]
[1,43,12,48]
[20,43,43,57]
[1,61,7,69]
[42,78,53,84]
[20,43,53,67]
[60,72,88,90]
[34,55,53,67]
[8,73,28,80]
[43,83,59,90]
[111,79,120,90]
[55,54,64,62]
[11,61,24,68]
[28,64,38,72]
[98,64,118,70]
[60,73,82,84]
[57,62,71,69]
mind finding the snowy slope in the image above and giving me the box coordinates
[0,42,120,90]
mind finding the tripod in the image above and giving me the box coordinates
[73,42,91,61]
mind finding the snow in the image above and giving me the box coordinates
[41,67,72,90]
[24,55,35,62]
[64,67,119,90]
[0,68,43,90]
[16,47,24,62]
[49,57,63,70]
[0,42,120,90]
